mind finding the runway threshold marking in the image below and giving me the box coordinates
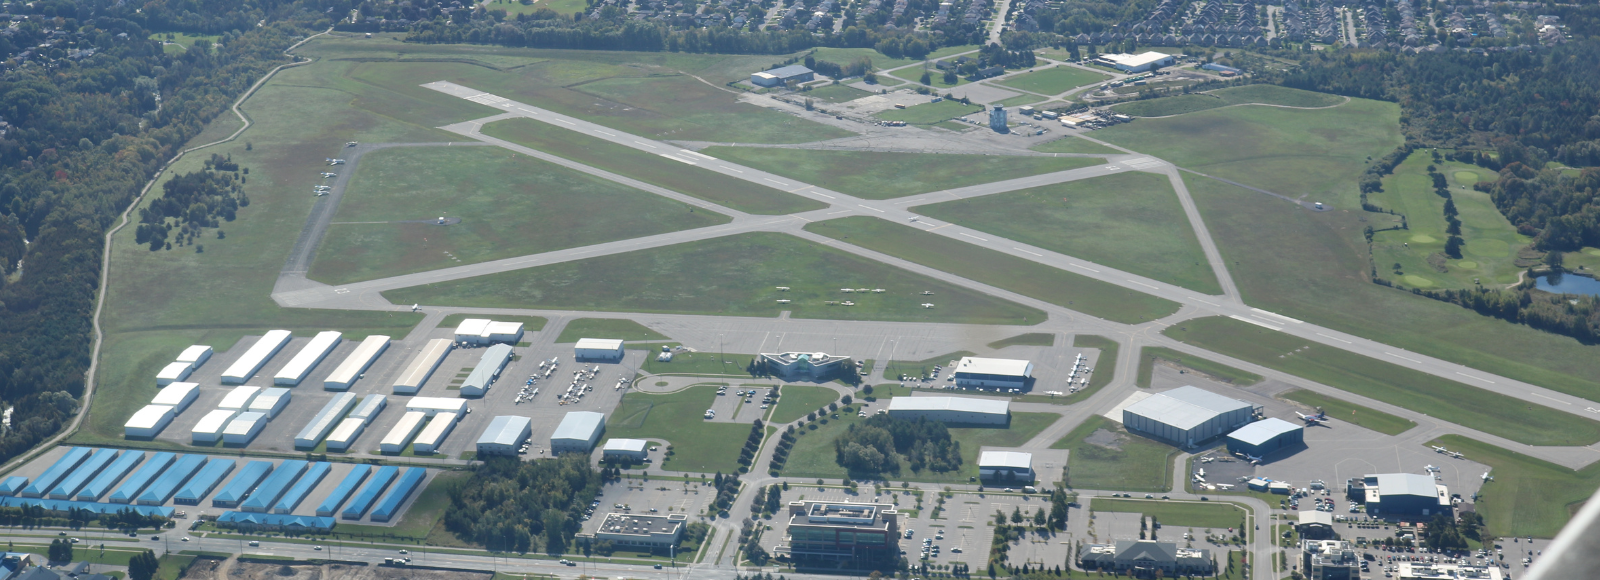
[1315,332,1352,344]
[682,150,716,160]
[1252,308,1304,324]
[1229,315,1281,331]
[959,232,988,242]
[1013,248,1042,257]
[659,154,697,165]
[1455,372,1495,384]
[1384,352,1423,364]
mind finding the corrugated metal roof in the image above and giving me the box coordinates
[1227,418,1302,446]
[124,405,174,430]
[152,382,198,407]
[463,344,513,393]
[218,386,261,410]
[552,412,605,442]
[977,451,1032,469]
[241,460,308,511]
[1124,386,1250,430]
[887,396,1010,416]
[1375,473,1438,498]
[763,64,814,78]
[478,415,531,446]
[210,460,270,504]
[273,462,331,514]
[316,465,371,516]
[109,452,175,503]
[575,338,624,350]
[370,467,426,522]
[177,459,237,503]
[955,357,1033,377]
[342,465,399,519]
[604,439,649,452]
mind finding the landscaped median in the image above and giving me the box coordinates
[1163,316,1600,446]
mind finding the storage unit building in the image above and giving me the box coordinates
[0,477,28,495]
[295,392,357,448]
[192,409,238,444]
[21,447,92,498]
[109,452,175,504]
[380,411,427,453]
[323,335,391,390]
[1225,418,1305,457]
[272,462,331,514]
[454,319,524,345]
[137,453,207,505]
[551,411,605,455]
[176,345,213,369]
[222,411,269,445]
[349,394,386,424]
[273,331,342,386]
[221,330,293,384]
[151,381,199,414]
[393,339,453,394]
[1122,386,1255,448]
[48,448,119,499]
[176,459,239,506]
[601,438,649,461]
[342,465,400,520]
[887,396,1011,425]
[124,405,176,438]
[208,460,270,508]
[412,413,457,454]
[156,362,193,386]
[953,357,1034,389]
[476,415,532,456]
[405,397,468,418]
[76,451,144,501]
[246,387,292,419]
[218,385,261,411]
[574,338,625,361]
[370,467,426,522]
[316,465,371,517]
[461,344,513,396]
[325,418,366,452]
[241,460,307,513]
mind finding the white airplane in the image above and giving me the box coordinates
[320,172,337,178]
[1424,465,1440,473]
[1482,472,1493,482]
[1217,483,1234,490]
[410,304,420,312]
[1200,456,1215,463]
[775,286,790,291]
[1450,451,1463,458]
[1198,468,1206,478]
[1245,454,1263,464]
[1193,475,1206,483]
[1433,446,1448,453]
[1297,409,1330,425]
[922,303,935,308]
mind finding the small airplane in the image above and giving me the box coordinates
[1192,475,1206,483]
[1297,409,1329,425]
[1433,446,1449,453]
[1197,468,1205,478]
[1450,451,1463,459]
[775,286,790,291]
[921,303,935,308]
[1482,472,1493,482]
[1424,465,1440,473]
[313,191,328,197]
[326,158,346,165]
[410,304,420,312]
[320,172,337,178]
[1245,454,1263,465]
[1200,456,1215,463]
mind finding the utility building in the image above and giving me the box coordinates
[221,330,293,384]
[551,411,606,455]
[151,382,199,414]
[274,331,342,386]
[381,411,427,453]
[156,362,193,386]
[602,439,650,461]
[574,338,625,361]
[477,416,532,456]
[887,396,1010,425]
[124,405,176,439]
[1226,418,1305,457]
[750,64,814,87]
[176,345,213,369]
[1122,386,1255,448]
[296,392,357,448]
[1094,51,1175,72]
[953,357,1033,389]
[324,335,390,390]
[247,387,292,419]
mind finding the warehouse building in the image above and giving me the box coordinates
[181,459,243,506]
[581,513,688,550]
[1077,541,1215,576]
[751,64,814,87]
[574,338,625,361]
[776,501,900,565]
[887,396,1010,425]
[412,413,457,454]
[156,362,193,386]
[1301,539,1359,579]
[218,386,261,411]
[222,330,293,384]
[137,454,206,505]
[21,448,91,498]
[602,438,650,461]
[1346,473,1451,517]
[47,448,118,499]
[1122,386,1255,448]
[477,415,532,456]
[247,387,292,419]
[381,411,427,453]
[349,394,387,424]
[552,411,606,455]
[393,338,453,394]
[274,331,342,386]
[454,319,525,345]
[977,451,1033,483]
[1226,418,1305,457]
[462,343,514,396]
[1093,51,1175,72]
[76,451,144,501]
[758,351,852,382]
[406,397,467,418]
[151,381,199,414]
[325,418,366,452]
[273,462,331,514]
[1297,511,1336,540]
[953,357,1034,389]
[370,467,426,522]
[216,512,334,533]
[124,405,176,439]
[223,412,269,445]
[324,335,390,390]
[342,465,399,520]
[176,345,213,369]
[295,392,357,448]
[110,452,175,504]
[192,409,237,444]
[241,460,307,513]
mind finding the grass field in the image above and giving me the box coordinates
[555,318,668,343]
[1073,335,1119,393]
[884,351,978,380]
[782,411,1058,483]
[1090,498,1247,529]
[994,94,1049,108]
[1135,346,1262,388]
[1368,153,1527,290]
[988,333,1055,349]
[887,65,971,89]
[149,32,223,54]
[1110,85,1346,117]
[1052,416,1175,492]
[607,385,763,473]
[481,118,823,215]
[805,217,1180,324]
[1030,137,1122,155]
[481,0,590,16]
[641,351,756,376]
[916,171,1223,294]
[1428,434,1600,538]
[770,386,841,424]
[1278,388,1416,436]
[385,232,1045,325]
[699,147,1099,200]
[876,100,983,125]
[1163,316,1600,446]
[803,83,874,103]
[996,66,1111,95]
[307,146,727,285]
[573,74,850,144]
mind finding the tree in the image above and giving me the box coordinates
[919,70,931,85]
[128,551,159,580]
[48,539,72,562]
[1032,507,1046,527]
[1011,506,1024,524]
[1445,235,1465,259]
[943,69,958,84]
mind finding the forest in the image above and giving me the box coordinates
[833,415,962,475]
[442,455,603,553]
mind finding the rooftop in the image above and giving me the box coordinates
[759,64,814,78]
[1373,473,1442,498]
[594,513,686,536]
[604,438,649,452]
[552,411,606,441]
[977,451,1032,469]
[1098,51,1174,67]
[575,338,624,350]
[955,357,1033,377]
[888,396,1010,416]
[478,416,531,446]
[1228,417,1303,445]
[1124,386,1251,430]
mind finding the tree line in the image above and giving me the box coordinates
[442,455,603,554]
[834,415,962,475]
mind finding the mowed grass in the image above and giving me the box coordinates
[1369,153,1527,289]
[1110,84,1346,117]
[916,171,1223,294]
[782,411,1059,483]
[1163,316,1600,446]
[997,66,1111,95]
[556,318,669,343]
[1428,434,1600,538]
[1096,95,1401,208]
[571,74,849,143]
[1135,346,1262,388]
[1030,137,1122,155]
[887,66,970,89]
[1091,498,1247,529]
[770,386,841,424]
[1183,175,1600,408]
[805,216,1180,324]
[803,84,874,103]
[1278,388,1415,436]
[149,32,223,54]
[384,232,1046,325]
[1052,416,1176,492]
[607,385,754,473]
[481,118,822,215]
[876,100,983,124]
[308,146,727,285]
[1073,335,1119,392]
[988,333,1055,349]
[700,147,1099,200]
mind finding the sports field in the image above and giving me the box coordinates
[1135,347,1261,388]
[1030,137,1122,155]
[996,66,1111,95]
[1428,434,1600,538]
[1278,389,1415,436]
[781,411,1058,483]
[1368,153,1527,290]
[1110,84,1346,117]
[481,118,824,215]
[1163,316,1600,446]
[1091,498,1247,529]
[699,147,1099,200]
[805,216,1181,324]
[876,100,983,124]
[308,146,727,285]
[769,386,841,424]
[608,385,756,473]
[1052,416,1176,492]
[915,171,1224,294]
[556,318,669,343]
[384,232,1046,325]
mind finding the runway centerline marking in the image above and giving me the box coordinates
[1316,333,1352,344]
[1069,263,1100,273]
[764,178,790,186]
[1529,391,1569,405]
[721,166,743,173]
[813,192,836,199]
[634,141,656,148]
[1454,372,1495,384]
[1014,248,1042,257]
[594,130,616,137]
[1384,352,1423,364]
[1127,279,1159,290]
[959,232,988,242]
[859,205,885,213]
[554,118,575,125]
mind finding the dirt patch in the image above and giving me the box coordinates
[179,558,225,580]
[1083,428,1125,450]
[228,563,323,580]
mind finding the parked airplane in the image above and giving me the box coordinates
[1424,465,1440,472]
[1482,472,1493,482]
[1297,409,1329,425]
[1245,454,1263,465]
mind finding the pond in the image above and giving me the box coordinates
[1535,272,1600,296]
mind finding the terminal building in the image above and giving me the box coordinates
[757,351,852,382]
[1346,473,1451,517]
[580,513,688,551]
[1122,386,1256,448]
[887,396,1010,425]
[977,451,1033,483]
[551,411,606,455]
[1093,51,1176,72]
[1301,539,1360,580]
[750,65,814,87]
[776,501,900,565]
[1225,417,1305,457]
[953,357,1033,390]
[1077,540,1215,577]
[574,338,625,361]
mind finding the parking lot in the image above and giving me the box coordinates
[578,477,719,530]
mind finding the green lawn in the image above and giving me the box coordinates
[556,318,669,343]
[385,232,1045,326]
[876,100,983,125]
[1278,388,1416,436]
[1163,316,1600,446]
[994,94,1049,108]
[1368,153,1528,290]
[996,67,1111,95]
[1073,335,1119,393]
[770,386,841,424]
[1052,416,1176,492]
[481,118,823,215]
[805,217,1179,324]
[308,146,727,285]
[1030,137,1122,155]
[1090,498,1247,529]
[572,74,851,143]
[782,411,1059,483]
[642,351,756,377]
[607,385,762,473]
[1111,84,1346,117]
[1134,346,1262,388]
[802,84,874,103]
[884,351,977,380]
[1428,434,1600,538]
[916,171,1224,294]
[887,66,971,89]
[700,147,1099,200]
[988,333,1055,349]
